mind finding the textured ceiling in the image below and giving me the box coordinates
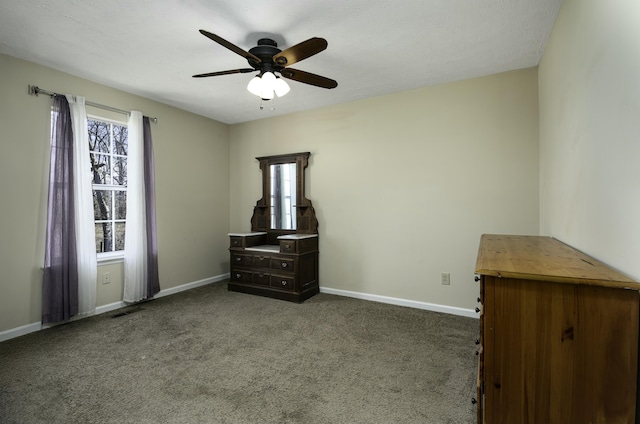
[0,0,563,124]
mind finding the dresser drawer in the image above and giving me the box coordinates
[271,275,295,291]
[231,253,252,267]
[253,272,270,286]
[252,255,271,268]
[280,240,297,253]
[272,257,294,272]
[231,270,253,283]
[230,237,243,249]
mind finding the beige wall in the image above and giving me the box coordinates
[0,55,541,332]
[539,0,640,280]
[230,68,540,310]
[0,54,230,332]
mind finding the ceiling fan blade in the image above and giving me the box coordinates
[273,38,328,67]
[280,68,338,89]
[199,30,261,63]
[192,68,255,78]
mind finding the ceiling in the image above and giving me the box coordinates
[0,0,563,125]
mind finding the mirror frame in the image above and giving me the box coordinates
[250,152,317,239]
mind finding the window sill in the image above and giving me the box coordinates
[97,251,124,266]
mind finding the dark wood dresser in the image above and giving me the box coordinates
[228,232,319,302]
[474,234,640,424]
[228,152,319,302]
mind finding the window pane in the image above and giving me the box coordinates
[115,222,126,251]
[93,190,112,221]
[90,153,110,184]
[88,117,128,255]
[115,191,127,220]
[113,125,128,155]
[95,222,113,253]
[88,120,110,153]
[113,157,127,186]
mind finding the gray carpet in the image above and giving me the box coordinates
[0,282,478,423]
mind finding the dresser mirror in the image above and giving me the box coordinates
[251,152,318,237]
[270,163,297,230]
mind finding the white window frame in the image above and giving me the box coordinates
[88,114,128,264]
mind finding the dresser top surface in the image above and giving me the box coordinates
[277,234,318,240]
[475,234,639,289]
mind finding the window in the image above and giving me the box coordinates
[88,117,128,255]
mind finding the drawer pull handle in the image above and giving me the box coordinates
[235,257,241,262]
[477,297,481,303]
[281,262,288,268]
[475,339,480,345]
[475,350,479,356]
[471,398,477,405]
[236,273,241,279]
[281,280,287,286]
[475,307,481,313]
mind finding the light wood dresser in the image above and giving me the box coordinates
[474,234,640,424]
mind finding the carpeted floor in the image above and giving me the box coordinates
[0,282,478,423]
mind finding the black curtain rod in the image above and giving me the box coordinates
[28,85,158,123]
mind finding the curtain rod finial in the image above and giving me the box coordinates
[29,85,39,96]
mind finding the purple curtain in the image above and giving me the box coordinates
[42,96,79,323]
[143,117,160,298]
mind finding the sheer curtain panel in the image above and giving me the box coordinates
[42,96,79,323]
[124,113,160,302]
[67,96,97,316]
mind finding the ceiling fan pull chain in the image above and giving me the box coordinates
[258,98,278,112]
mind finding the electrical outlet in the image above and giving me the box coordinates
[103,272,111,285]
[441,272,450,285]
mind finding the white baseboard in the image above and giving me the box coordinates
[95,300,127,315]
[155,273,229,299]
[0,273,230,343]
[0,321,42,342]
[319,287,478,319]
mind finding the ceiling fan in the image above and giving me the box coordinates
[192,30,338,100]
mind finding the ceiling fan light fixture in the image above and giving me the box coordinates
[274,77,290,97]
[261,71,276,91]
[261,88,275,100]
[247,71,282,100]
[247,75,263,97]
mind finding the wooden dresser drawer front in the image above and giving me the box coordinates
[231,254,251,267]
[230,237,243,248]
[272,257,295,272]
[280,240,297,253]
[253,272,270,286]
[271,276,295,291]
[253,255,271,268]
[232,270,253,283]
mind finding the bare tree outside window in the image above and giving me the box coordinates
[88,118,127,254]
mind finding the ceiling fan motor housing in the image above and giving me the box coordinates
[248,39,283,72]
